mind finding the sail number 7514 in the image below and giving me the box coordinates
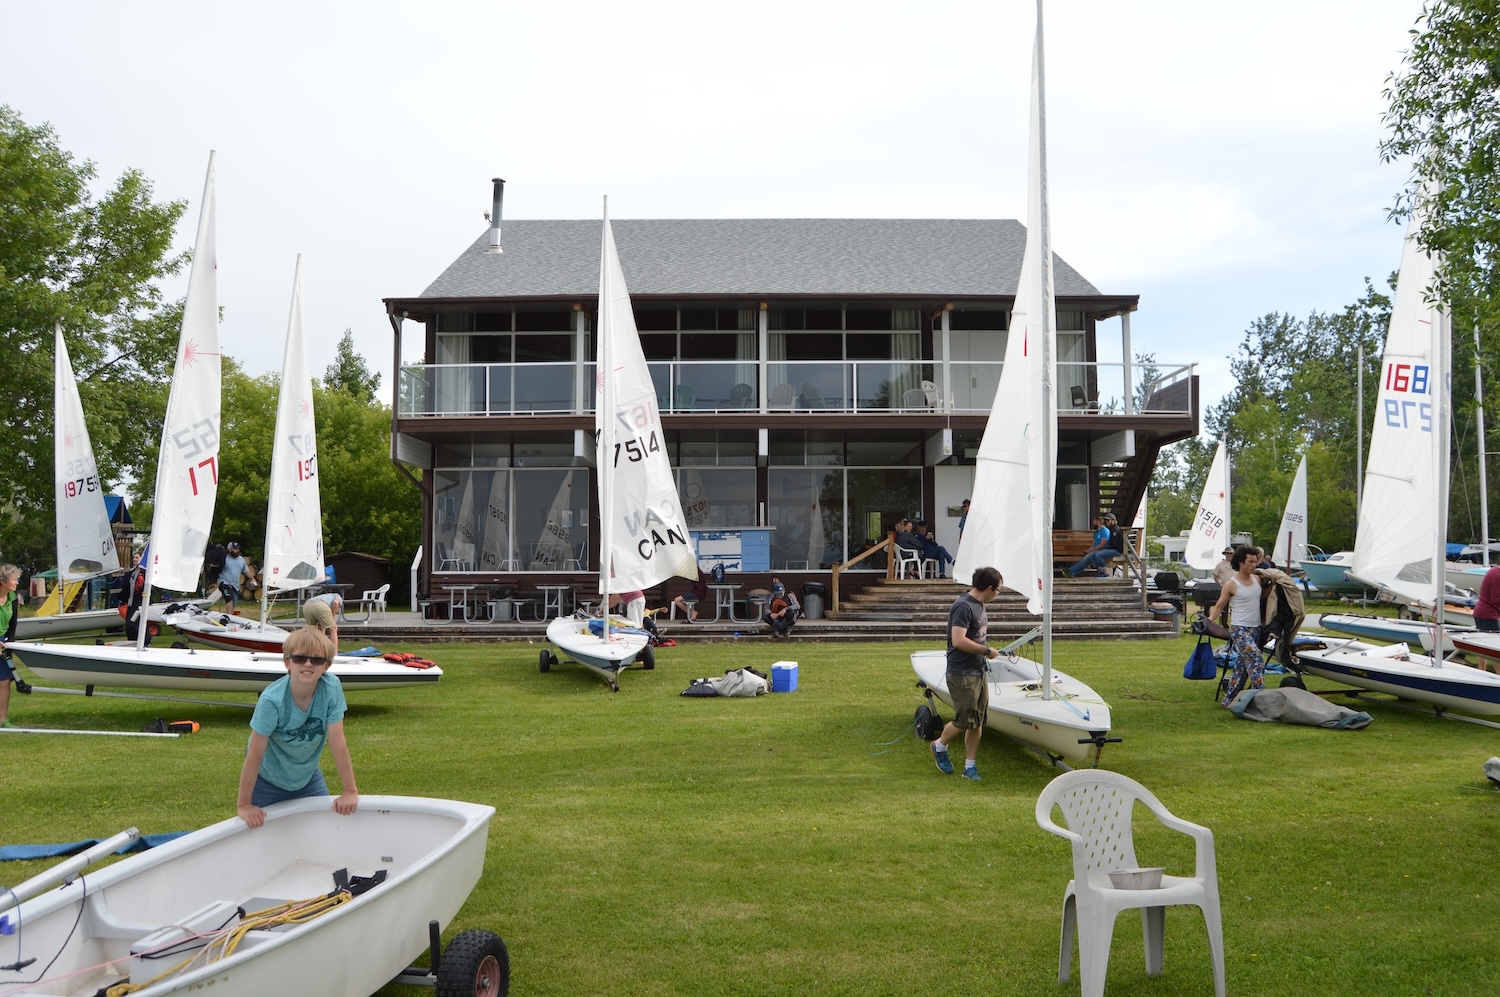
[1383,362,1432,433]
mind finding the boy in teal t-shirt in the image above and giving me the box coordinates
[236,627,359,828]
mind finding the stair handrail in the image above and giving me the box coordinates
[830,533,900,614]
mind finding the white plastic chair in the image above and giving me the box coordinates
[356,583,390,622]
[1035,770,1225,997]
[895,545,923,579]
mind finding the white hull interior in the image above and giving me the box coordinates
[0,796,492,997]
[911,650,1112,763]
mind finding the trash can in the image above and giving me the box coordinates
[802,582,826,620]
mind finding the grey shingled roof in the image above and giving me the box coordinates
[414,219,1102,300]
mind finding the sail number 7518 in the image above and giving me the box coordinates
[1383,362,1431,433]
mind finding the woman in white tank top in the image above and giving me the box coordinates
[1209,547,1266,707]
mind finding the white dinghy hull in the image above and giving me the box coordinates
[0,796,492,997]
[160,606,292,653]
[544,615,650,690]
[911,650,1112,764]
[1295,638,1500,716]
[7,641,439,693]
[17,608,124,639]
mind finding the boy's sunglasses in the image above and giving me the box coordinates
[288,654,329,666]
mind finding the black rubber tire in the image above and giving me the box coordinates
[1279,674,1306,689]
[436,928,509,997]
[637,645,656,670]
[172,641,188,649]
[539,649,551,673]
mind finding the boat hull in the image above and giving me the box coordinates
[911,650,1112,763]
[1448,631,1500,667]
[161,608,291,653]
[545,615,649,688]
[16,608,124,639]
[1316,613,1467,653]
[1295,638,1500,716]
[7,641,440,692]
[0,795,492,997]
[1297,553,1371,594]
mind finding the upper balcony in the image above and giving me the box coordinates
[396,359,1197,419]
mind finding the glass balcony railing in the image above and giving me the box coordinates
[397,360,1196,417]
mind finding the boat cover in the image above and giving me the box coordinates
[1229,687,1372,729]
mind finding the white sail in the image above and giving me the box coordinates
[479,471,509,571]
[1350,201,1447,606]
[596,209,697,595]
[1185,439,1229,570]
[54,323,119,581]
[531,472,573,570]
[953,10,1055,619]
[145,152,220,595]
[261,256,324,595]
[1273,454,1308,566]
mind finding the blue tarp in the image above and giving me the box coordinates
[0,832,187,862]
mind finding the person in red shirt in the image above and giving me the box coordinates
[1475,564,1500,632]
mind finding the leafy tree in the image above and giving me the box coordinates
[324,327,382,403]
[196,362,419,597]
[0,104,187,571]
[1382,0,1500,321]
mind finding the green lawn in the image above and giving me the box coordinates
[3,635,1497,995]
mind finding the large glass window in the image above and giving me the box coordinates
[768,468,841,571]
[678,468,756,528]
[433,466,588,573]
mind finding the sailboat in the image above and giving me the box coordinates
[1295,193,1500,717]
[1271,454,1308,567]
[10,161,443,695]
[163,257,323,654]
[1185,439,1230,574]
[17,325,126,639]
[542,202,698,689]
[910,2,1113,766]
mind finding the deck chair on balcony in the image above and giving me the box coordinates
[1069,384,1100,412]
[1035,770,1226,997]
[798,382,824,410]
[675,383,696,409]
[921,378,939,408]
[901,387,930,411]
[768,382,796,410]
[730,382,754,409]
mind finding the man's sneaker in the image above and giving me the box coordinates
[0,720,15,728]
[961,766,982,781]
[14,679,32,695]
[930,743,954,774]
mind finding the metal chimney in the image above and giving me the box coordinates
[487,178,505,253]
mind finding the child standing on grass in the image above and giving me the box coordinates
[236,626,359,828]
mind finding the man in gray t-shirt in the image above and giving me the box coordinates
[930,566,1003,781]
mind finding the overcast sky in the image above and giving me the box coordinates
[3,0,1426,409]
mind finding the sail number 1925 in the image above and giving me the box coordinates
[1383,362,1431,433]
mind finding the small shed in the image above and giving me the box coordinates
[326,552,391,598]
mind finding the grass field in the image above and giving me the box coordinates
[3,631,1498,995]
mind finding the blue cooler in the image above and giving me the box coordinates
[771,660,798,692]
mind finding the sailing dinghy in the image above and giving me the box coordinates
[163,259,323,655]
[0,796,504,997]
[912,5,1113,766]
[17,325,126,639]
[1295,192,1500,717]
[542,202,697,689]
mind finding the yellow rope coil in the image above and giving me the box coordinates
[105,891,351,996]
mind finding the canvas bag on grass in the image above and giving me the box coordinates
[1184,635,1217,680]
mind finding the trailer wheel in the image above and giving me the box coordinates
[172,641,188,649]
[539,649,551,673]
[1279,674,1305,689]
[637,645,656,670]
[436,928,509,997]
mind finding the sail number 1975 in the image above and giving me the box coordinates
[1383,362,1431,433]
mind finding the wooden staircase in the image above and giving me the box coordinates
[830,576,1176,641]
